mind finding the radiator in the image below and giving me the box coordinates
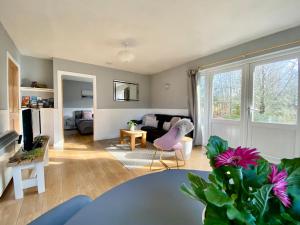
[0,130,19,196]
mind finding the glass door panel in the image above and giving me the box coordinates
[252,58,298,125]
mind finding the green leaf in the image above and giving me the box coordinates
[204,184,233,207]
[226,205,256,225]
[288,196,300,221]
[279,158,300,174]
[287,167,300,197]
[206,136,228,166]
[180,184,201,201]
[208,173,223,187]
[204,204,231,225]
[252,184,273,219]
[280,212,300,225]
[243,158,270,188]
[187,172,208,189]
[180,173,209,205]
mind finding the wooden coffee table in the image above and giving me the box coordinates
[119,129,147,150]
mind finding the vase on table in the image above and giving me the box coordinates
[129,125,135,131]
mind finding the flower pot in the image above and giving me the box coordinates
[130,126,135,131]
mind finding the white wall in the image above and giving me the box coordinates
[150,25,300,109]
[94,108,188,140]
[21,55,53,88]
[0,110,9,134]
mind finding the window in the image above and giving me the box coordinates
[212,69,242,120]
[252,58,298,124]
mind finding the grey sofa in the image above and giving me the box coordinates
[74,111,94,135]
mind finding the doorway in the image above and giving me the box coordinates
[55,71,97,148]
[7,54,20,133]
[62,76,94,141]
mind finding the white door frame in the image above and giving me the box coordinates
[207,65,247,147]
[55,70,97,148]
[247,53,300,159]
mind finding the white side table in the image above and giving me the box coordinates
[176,136,193,160]
[8,136,49,199]
[12,161,46,199]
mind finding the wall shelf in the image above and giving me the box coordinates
[20,87,54,93]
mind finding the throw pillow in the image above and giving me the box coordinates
[170,117,181,127]
[142,114,156,125]
[162,122,171,131]
[82,111,93,120]
[145,117,158,128]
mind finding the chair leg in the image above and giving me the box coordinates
[150,149,158,171]
[159,150,170,170]
[179,149,186,167]
[175,152,179,169]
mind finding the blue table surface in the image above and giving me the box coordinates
[65,169,208,225]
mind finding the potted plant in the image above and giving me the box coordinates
[181,136,300,224]
[127,120,137,131]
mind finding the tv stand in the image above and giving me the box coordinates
[8,136,50,199]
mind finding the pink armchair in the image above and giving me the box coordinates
[150,119,194,170]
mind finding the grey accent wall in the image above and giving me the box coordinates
[21,55,53,88]
[151,64,188,109]
[53,58,151,109]
[151,25,300,109]
[63,80,93,108]
[0,22,20,109]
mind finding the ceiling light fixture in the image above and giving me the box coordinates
[117,41,135,63]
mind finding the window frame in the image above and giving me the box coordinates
[211,67,244,122]
[249,54,299,126]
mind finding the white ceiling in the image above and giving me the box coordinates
[1,0,300,74]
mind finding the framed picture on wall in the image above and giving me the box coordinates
[81,90,93,98]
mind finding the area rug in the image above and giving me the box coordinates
[104,140,174,169]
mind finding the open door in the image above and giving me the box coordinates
[8,58,20,133]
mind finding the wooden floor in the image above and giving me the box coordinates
[0,134,211,225]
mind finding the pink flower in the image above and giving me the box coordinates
[268,165,291,208]
[215,146,260,169]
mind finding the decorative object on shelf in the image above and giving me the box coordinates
[21,97,54,108]
[48,98,54,108]
[30,96,38,108]
[31,81,47,88]
[117,41,135,63]
[21,96,30,108]
[81,89,93,98]
[181,136,300,224]
[113,80,139,101]
[127,120,137,131]
[31,81,38,88]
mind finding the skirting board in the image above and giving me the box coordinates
[94,108,188,140]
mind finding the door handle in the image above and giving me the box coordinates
[248,107,259,112]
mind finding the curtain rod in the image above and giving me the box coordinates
[197,39,300,71]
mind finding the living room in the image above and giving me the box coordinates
[1,1,300,225]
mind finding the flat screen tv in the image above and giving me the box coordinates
[22,109,33,151]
